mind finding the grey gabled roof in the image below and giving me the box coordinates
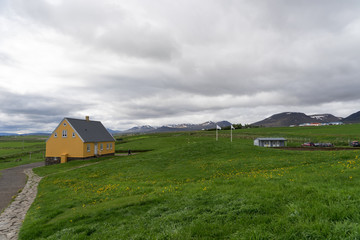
[66,118,115,143]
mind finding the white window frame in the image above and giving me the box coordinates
[100,143,103,151]
[106,143,109,150]
[63,122,67,126]
[87,144,90,152]
[62,130,67,137]
[110,143,112,150]
[54,132,57,138]
[72,132,76,138]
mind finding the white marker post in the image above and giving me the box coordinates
[216,125,221,141]
[230,125,235,142]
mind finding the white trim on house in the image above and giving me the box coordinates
[46,118,68,143]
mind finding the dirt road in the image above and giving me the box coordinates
[0,162,44,212]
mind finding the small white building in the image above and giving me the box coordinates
[329,122,343,125]
[254,138,287,147]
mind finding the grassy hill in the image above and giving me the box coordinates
[19,125,360,239]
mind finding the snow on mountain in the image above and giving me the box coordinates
[120,121,231,134]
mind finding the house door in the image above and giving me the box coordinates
[94,143,98,155]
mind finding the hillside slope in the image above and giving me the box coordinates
[343,111,360,123]
[252,112,313,127]
[252,112,342,127]
[22,127,360,239]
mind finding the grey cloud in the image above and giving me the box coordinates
[0,90,90,121]
[96,27,179,61]
[125,99,214,119]
[229,0,360,34]
[0,89,95,132]
[10,0,179,61]
[3,0,360,132]
[0,52,16,66]
[0,121,48,133]
[85,46,360,116]
[0,1,9,13]
[75,75,161,101]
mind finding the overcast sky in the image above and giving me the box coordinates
[1,0,360,133]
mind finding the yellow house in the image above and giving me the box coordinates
[45,116,115,165]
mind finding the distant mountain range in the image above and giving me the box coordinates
[2,111,360,136]
[0,122,232,136]
[0,132,15,136]
[118,121,232,134]
[115,111,360,134]
[0,132,50,136]
[252,111,360,127]
[343,111,360,123]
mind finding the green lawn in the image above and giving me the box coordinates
[20,125,360,239]
[0,136,46,170]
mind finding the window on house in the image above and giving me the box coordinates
[110,143,112,150]
[87,144,90,152]
[62,130,67,137]
[100,144,103,150]
[63,122,67,126]
[72,132,76,138]
[54,132,57,138]
[106,144,109,150]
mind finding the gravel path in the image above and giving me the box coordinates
[0,162,44,240]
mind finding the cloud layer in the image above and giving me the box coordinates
[1,0,360,132]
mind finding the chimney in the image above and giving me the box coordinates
[85,116,90,121]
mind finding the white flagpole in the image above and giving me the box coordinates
[230,125,235,142]
[216,125,221,141]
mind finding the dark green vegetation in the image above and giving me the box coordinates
[20,124,360,239]
[0,135,46,170]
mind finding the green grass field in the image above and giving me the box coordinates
[16,124,360,239]
[0,135,46,170]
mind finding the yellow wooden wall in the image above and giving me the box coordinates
[82,141,115,157]
[46,119,84,158]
